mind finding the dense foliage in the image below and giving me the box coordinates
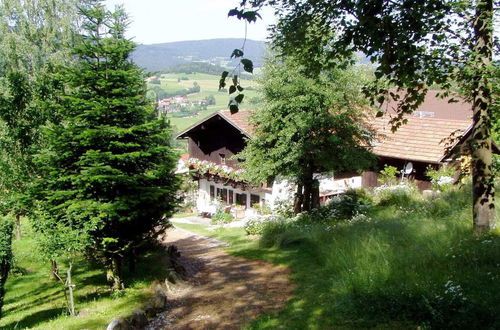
[239,57,375,212]
[0,0,85,231]
[235,0,498,233]
[0,216,13,319]
[33,4,179,290]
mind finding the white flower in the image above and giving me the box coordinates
[437,176,454,186]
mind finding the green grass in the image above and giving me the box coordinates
[149,72,261,133]
[175,186,500,329]
[1,225,168,329]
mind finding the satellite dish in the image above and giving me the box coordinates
[403,162,413,175]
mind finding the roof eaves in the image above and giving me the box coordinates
[217,111,253,138]
[437,123,473,163]
[175,111,222,139]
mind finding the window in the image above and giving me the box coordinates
[210,185,215,200]
[250,194,260,207]
[221,188,228,204]
[216,188,228,204]
[219,153,226,165]
[236,193,247,207]
[228,190,234,204]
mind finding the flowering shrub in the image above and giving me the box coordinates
[244,214,285,235]
[426,165,457,191]
[187,158,245,181]
[326,189,372,220]
[373,183,418,206]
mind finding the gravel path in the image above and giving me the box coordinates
[147,227,294,329]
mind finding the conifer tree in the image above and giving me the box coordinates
[34,3,179,290]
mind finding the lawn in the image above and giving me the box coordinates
[0,223,168,330]
[175,185,500,329]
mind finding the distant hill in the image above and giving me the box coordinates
[131,38,267,72]
[160,62,254,79]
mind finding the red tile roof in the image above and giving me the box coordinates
[218,110,254,136]
[380,90,473,121]
[371,116,471,163]
[177,100,474,164]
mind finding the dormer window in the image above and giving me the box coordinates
[219,153,226,165]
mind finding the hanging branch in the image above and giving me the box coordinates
[219,7,260,113]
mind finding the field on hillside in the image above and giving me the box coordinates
[147,72,262,132]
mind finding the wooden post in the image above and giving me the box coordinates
[67,265,75,316]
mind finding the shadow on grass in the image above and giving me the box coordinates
[231,204,500,329]
[1,307,67,330]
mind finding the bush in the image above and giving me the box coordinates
[378,165,399,185]
[373,183,419,206]
[0,216,14,318]
[244,214,284,235]
[211,212,234,225]
[326,188,372,220]
[426,165,457,191]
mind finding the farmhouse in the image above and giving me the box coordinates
[177,92,480,215]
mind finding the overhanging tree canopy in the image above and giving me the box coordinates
[233,0,498,233]
[239,57,375,213]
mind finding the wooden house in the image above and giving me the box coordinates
[176,91,492,215]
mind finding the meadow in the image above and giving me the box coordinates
[147,72,261,132]
[3,183,498,329]
[177,184,500,329]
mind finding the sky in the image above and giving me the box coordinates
[103,0,276,45]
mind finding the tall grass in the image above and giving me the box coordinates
[258,185,500,329]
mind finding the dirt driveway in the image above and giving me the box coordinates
[147,227,294,329]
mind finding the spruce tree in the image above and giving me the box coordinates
[34,4,179,290]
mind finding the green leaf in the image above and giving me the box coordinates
[235,94,244,103]
[219,79,226,90]
[232,75,238,86]
[221,71,229,79]
[376,111,384,117]
[231,49,244,58]
[229,85,236,94]
[228,8,240,17]
[240,59,253,73]
[237,86,244,92]
[242,11,261,23]
[229,104,239,114]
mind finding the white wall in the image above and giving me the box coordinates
[195,178,267,217]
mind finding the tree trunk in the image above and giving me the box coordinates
[303,181,311,212]
[311,179,320,209]
[302,163,314,212]
[293,184,303,214]
[0,259,10,319]
[128,249,136,273]
[67,264,75,316]
[15,214,21,240]
[108,255,124,290]
[51,260,59,281]
[471,0,495,234]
